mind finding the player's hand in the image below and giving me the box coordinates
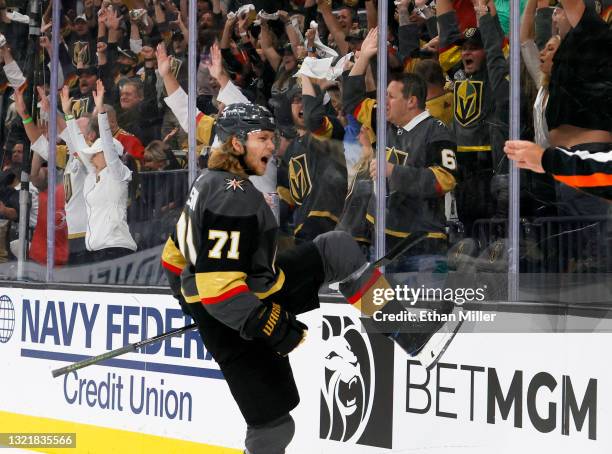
[244,303,308,356]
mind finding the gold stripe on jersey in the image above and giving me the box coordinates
[308,211,340,223]
[430,166,457,193]
[426,92,454,128]
[457,145,492,152]
[195,271,249,303]
[402,57,420,74]
[181,291,200,304]
[366,214,448,239]
[294,211,340,236]
[439,45,462,73]
[196,113,215,146]
[254,270,286,300]
[161,237,187,275]
[353,98,377,136]
[312,117,334,140]
[277,186,294,206]
[67,232,86,239]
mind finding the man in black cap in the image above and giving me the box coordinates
[70,66,98,117]
[116,47,139,78]
[437,0,510,234]
[67,14,96,68]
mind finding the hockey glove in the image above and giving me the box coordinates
[244,303,308,356]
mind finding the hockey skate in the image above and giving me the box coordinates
[338,234,463,369]
[383,299,463,369]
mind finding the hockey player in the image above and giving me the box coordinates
[342,27,459,269]
[504,140,612,201]
[161,103,462,454]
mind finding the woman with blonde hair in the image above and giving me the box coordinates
[520,0,562,148]
[63,81,137,262]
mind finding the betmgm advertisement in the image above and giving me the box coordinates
[0,289,611,453]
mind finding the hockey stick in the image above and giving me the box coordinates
[51,322,197,378]
[370,231,428,268]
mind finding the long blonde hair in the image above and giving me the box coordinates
[207,138,248,178]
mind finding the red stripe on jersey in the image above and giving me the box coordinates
[353,102,363,121]
[347,269,382,304]
[201,285,250,305]
[161,260,183,276]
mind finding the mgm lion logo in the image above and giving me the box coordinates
[320,315,394,448]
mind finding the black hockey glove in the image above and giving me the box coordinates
[244,303,308,356]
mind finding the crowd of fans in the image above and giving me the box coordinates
[0,0,609,275]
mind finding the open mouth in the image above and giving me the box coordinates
[261,156,270,165]
[338,375,359,409]
[298,110,304,118]
[464,58,474,67]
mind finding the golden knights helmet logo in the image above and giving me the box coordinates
[70,98,90,118]
[454,80,483,127]
[288,153,312,206]
[169,56,183,79]
[72,41,91,67]
[385,147,409,166]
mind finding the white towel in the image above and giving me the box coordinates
[296,54,353,81]
[310,21,338,58]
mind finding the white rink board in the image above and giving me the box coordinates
[0,287,610,453]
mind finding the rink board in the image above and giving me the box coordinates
[0,287,610,453]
